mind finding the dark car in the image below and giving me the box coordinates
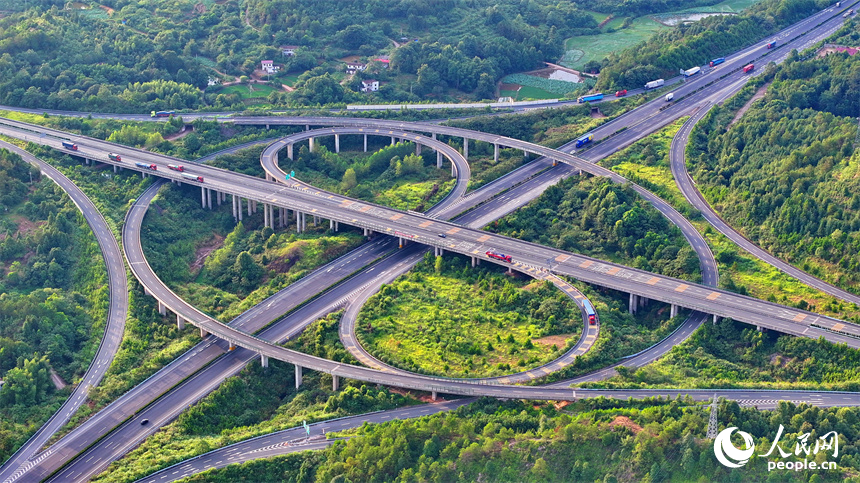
[438,233,446,238]
[141,419,149,425]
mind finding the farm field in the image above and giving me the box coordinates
[499,86,557,101]
[210,84,279,99]
[561,17,666,71]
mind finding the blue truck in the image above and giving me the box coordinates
[575,133,594,148]
[709,57,726,67]
[577,93,604,103]
[61,141,78,151]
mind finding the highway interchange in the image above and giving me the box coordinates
[1,1,860,480]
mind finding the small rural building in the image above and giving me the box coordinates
[261,60,280,74]
[361,79,379,92]
[280,45,299,57]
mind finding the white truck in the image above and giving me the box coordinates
[681,66,701,77]
[665,93,674,102]
[644,79,665,89]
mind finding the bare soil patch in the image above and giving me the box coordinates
[190,235,224,275]
[532,333,574,349]
[164,125,194,142]
[98,4,114,15]
[609,415,643,434]
[11,215,42,237]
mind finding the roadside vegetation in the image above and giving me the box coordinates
[0,148,107,462]
[583,318,860,391]
[180,397,860,482]
[91,313,417,483]
[140,183,365,323]
[688,36,860,303]
[601,116,860,322]
[357,254,583,378]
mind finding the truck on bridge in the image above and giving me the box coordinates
[181,172,204,182]
[136,162,157,170]
[151,111,175,118]
[486,251,512,263]
[168,164,184,172]
[108,153,121,162]
[583,299,598,325]
[62,141,78,151]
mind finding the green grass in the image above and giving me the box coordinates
[210,84,279,99]
[562,17,666,71]
[602,120,859,322]
[279,74,301,87]
[677,0,765,13]
[503,85,558,100]
[357,256,583,378]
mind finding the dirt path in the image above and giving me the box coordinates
[164,125,193,142]
[50,368,67,391]
[728,81,770,129]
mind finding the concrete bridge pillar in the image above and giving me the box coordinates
[309,137,315,152]
[280,208,286,228]
[302,212,307,232]
[757,326,764,332]
[713,314,719,325]
[437,151,442,169]
[363,134,368,152]
[296,212,302,233]
[670,304,678,318]
[177,315,185,330]
[238,198,243,222]
[332,375,340,391]
[261,355,269,368]
[334,134,340,153]
[216,191,222,206]
[416,143,422,155]
[330,219,334,231]
[113,165,118,173]
[507,266,513,274]
[451,162,456,177]
[207,188,213,209]
[200,327,209,338]
[639,296,647,308]
[494,143,499,163]
[264,203,269,228]
[247,199,252,216]
[252,200,257,214]
[201,187,206,208]
[313,215,318,226]
[228,340,236,351]
[232,195,237,220]
[432,133,437,140]
[399,236,404,248]
[391,136,395,146]
[629,294,637,315]
[462,138,468,160]
[305,124,310,131]
[287,143,293,160]
[552,158,558,167]
[295,365,303,389]
[431,391,437,401]
[158,301,167,316]
[523,149,528,159]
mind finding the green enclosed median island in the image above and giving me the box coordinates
[356,254,583,378]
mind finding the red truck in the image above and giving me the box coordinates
[615,90,627,97]
[743,64,755,73]
[486,251,512,263]
[168,164,184,172]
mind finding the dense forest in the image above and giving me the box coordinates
[488,176,701,281]
[595,0,833,90]
[688,38,860,294]
[182,397,860,482]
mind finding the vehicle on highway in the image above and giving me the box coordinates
[766,40,777,49]
[140,419,149,425]
[485,251,512,263]
[844,9,854,17]
[577,93,604,103]
[575,132,594,148]
[168,164,184,172]
[583,299,598,325]
[709,57,726,67]
[181,172,204,182]
[743,63,755,73]
[135,162,157,170]
[61,141,78,151]
[681,66,701,77]
[151,110,175,118]
[438,233,446,238]
[108,153,121,162]
[644,79,665,89]
[665,93,674,102]
[614,89,627,97]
